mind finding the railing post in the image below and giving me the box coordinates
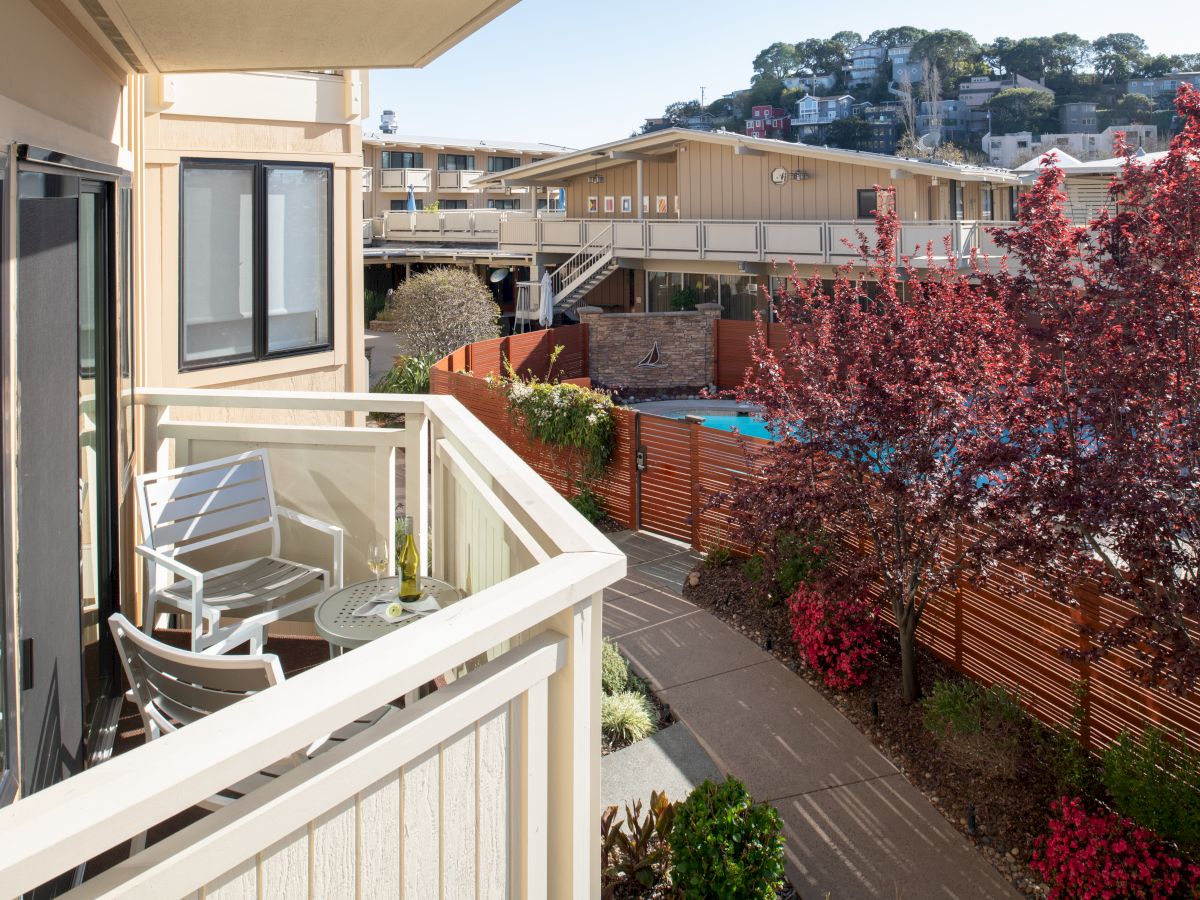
[406,411,430,576]
[545,591,600,899]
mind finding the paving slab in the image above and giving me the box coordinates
[603,580,698,638]
[613,610,764,692]
[662,660,896,803]
[601,722,723,812]
[609,530,694,567]
[777,774,1019,899]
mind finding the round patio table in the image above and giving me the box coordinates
[314,576,462,654]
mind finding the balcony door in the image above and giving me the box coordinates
[13,155,120,799]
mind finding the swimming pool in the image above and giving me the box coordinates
[627,400,775,441]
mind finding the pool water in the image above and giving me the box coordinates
[665,412,775,441]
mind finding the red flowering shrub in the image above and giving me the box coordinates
[788,585,882,691]
[1031,796,1200,899]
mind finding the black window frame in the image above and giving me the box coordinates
[382,150,423,169]
[437,153,476,172]
[389,198,424,211]
[856,188,878,219]
[487,198,521,210]
[486,156,520,173]
[178,158,334,372]
[950,180,965,220]
[439,199,469,210]
[981,186,993,221]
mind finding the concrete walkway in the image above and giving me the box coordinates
[604,530,1020,900]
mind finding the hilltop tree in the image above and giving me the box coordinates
[829,30,862,53]
[795,38,848,77]
[730,191,1036,704]
[984,35,1089,82]
[988,85,1200,695]
[912,29,984,82]
[866,26,928,50]
[753,42,801,82]
[1140,54,1185,77]
[986,87,1057,133]
[664,100,703,122]
[1112,91,1154,122]
[1092,32,1148,83]
[825,117,872,150]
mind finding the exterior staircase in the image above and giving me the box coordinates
[551,225,615,316]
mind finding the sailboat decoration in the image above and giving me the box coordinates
[636,341,666,368]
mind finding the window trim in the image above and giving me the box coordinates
[486,155,520,173]
[178,158,334,373]
[856,188,878,219]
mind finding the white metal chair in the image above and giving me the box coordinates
[107,614,391,836]
[136,449,343,654]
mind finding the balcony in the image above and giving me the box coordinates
[0,388,622,897]
[497,217,1017,270]
[377,209,536,243]
[437,170,485,192]
[380,168,433,192]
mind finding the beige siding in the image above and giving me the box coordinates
[563,159,679,219]
[141,89,364,396]
[676,142,938,221]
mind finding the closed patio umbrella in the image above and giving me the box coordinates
[539,270,554,328]
[406,185,417,213]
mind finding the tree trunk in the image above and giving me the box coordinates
[899,621,920,704]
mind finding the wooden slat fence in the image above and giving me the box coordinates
[433,326,1200,752]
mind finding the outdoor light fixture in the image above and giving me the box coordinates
[791,170,810,180]
[587,174,605,184]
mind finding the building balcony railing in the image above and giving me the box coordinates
[375,209,537,243]
[437,170,485,192]
[380,167,433,192]
[0,388,622,898]
[497,217,1018,270]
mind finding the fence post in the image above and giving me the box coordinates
[690,422,701,550]
[1071,582,1099,751]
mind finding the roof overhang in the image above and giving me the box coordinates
[474,128,1020,189]
[53,0,520,74]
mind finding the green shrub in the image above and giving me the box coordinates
[569,484,606,523]
[670,285,700,311]
[668,777,786,899]
[374,353,438,395]
[703,545,735,570]
[1046,681,1102,796]
[1102,726,1200,855]
[602,691,657,744]
[502,378,615,476]
[742,554,765,584]
[601,638,629,696]
[773,529,832,597]
[364,287,387,327]
[377,267,499,358]
[923,680,1025,778]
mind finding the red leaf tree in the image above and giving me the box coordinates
[989,85,1200,693]
[731,199,1036,703]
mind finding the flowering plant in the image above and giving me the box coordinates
[1031,796,1200,900]
[788,585,882,691]
[498,375,615,476]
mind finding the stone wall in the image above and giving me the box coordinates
[577,304,721,391]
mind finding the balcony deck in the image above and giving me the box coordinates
[0,389,624,898]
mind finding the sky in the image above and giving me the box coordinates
[368,0,1195,150]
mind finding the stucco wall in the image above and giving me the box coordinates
[578,304,720,391]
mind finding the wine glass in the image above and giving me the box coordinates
[367,542,388,587]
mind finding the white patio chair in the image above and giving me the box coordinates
[136,449,343,654]
[108,614,391,850]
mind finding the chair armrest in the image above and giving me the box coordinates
[135,543,203,585]
[275,506,344,589]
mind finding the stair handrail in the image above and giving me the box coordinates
[551,224,614,299]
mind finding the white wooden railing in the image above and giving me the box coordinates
[0,390,623,899]
[379,209,536,242]
[497,217,1018,269]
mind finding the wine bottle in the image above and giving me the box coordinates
[397,515,421,600]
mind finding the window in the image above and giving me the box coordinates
[856,188,878,219]
[486,156,520,173]
[487,198,521,210]
[440,199,468,210]
[181,159,332,369]
[389,198,423,211]
[382,151,423,169]
[438,153,476,172]
[981,186,993,221]
[1009,187,1021,220]
[950,181,964,220]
